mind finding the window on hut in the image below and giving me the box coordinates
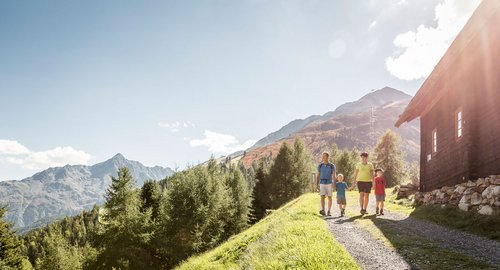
[456,109,463,139]
[432,129,437,153]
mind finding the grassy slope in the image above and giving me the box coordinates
[176,193,359,270]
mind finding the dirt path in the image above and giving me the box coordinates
[326,215,412,270]
[325,195,500,269]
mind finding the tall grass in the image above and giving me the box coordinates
[176,193,359,270]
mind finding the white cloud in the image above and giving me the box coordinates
[369,20,377,29]
[386,0,481,80]
[158,121,195,133]
[1,140,91,170]
[328,38,347,59]
[0,140,30,155]
[189,130,257,154]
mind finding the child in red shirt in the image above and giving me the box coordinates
[374,168,386,215]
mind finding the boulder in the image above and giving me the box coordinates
[494,179,500,185]
[493,186,500,197]
[476,178,485,186]
[478,205,494,216]
[423,193,433,204]
[464,187,475,195]
[466,180,476,187]
[459,194,471,204]
[471,192,482,205]
[454,185,467,195]
[495,200,500,207]
[482,186,493,199]
[459,203,471,211]
[478,186,486,193]
[442,186,454,195]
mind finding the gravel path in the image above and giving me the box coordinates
[371,205,500,266]
[325,196,500,269]
[326,215,412,270]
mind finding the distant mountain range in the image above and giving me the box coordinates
[0,153,173,230]
[239,87,420,166]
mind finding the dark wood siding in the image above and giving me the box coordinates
[420,11,500,191]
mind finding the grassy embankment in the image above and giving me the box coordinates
[177,193,359,270]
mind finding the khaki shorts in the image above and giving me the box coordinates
[319,184,333,197]
[337,197,346,205]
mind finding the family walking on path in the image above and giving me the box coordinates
[318,151,500,269]
[316,151,386,217]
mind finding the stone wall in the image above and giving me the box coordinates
[413,176,500,215]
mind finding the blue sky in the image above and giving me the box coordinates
[0,0,481,180]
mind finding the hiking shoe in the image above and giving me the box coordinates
[380,209,384,215]
[376,207,379,215]
[326,211,331,216]
[341,209,345,217]
[319,209,325,216]
[360,209,365,215]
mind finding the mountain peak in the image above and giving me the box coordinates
[111,153,126,161]
[359,87,411,101]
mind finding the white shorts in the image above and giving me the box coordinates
[319,184,333,197]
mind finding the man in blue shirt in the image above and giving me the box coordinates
[316,151,336,216]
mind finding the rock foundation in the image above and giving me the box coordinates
[412,176,500,215]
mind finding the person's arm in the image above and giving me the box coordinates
[354,168,359,182]
[316,169,320,192]
[331,167,336,191]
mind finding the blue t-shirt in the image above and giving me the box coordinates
[335,182,348,197]
[317,162,336,184]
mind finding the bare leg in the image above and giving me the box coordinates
[327,196,332,212]
[380,201,384,210]
[363,193,369,211]
[359,192,364,209]
[320,195,325,211]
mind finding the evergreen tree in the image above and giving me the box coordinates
[36,233,82,270]
[224,167,251,235]
[330,143,341,163]
[373,130,405,187]
[0,206,31,269]
[155,160,232,268]
[249,160,271,223]
[140,180,162,221]
[268,142,294,208]
[92,167,154,270]
[290,137,312,197]
[103,167,137,220]
[335,149,358,185]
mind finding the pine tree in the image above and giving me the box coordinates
[103,167,137,220]
[224,166,250,235]
[140,180,162,221]
[249,160,271,223]
[92,167,154,270]
[330,143,341,163]
[335,149,358,185]
[155,160,232,268]
[268,142,294,208]
[0,206,31,269]
[290,137,312,197]
[373,130,405,187]
[36,233,82,270]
